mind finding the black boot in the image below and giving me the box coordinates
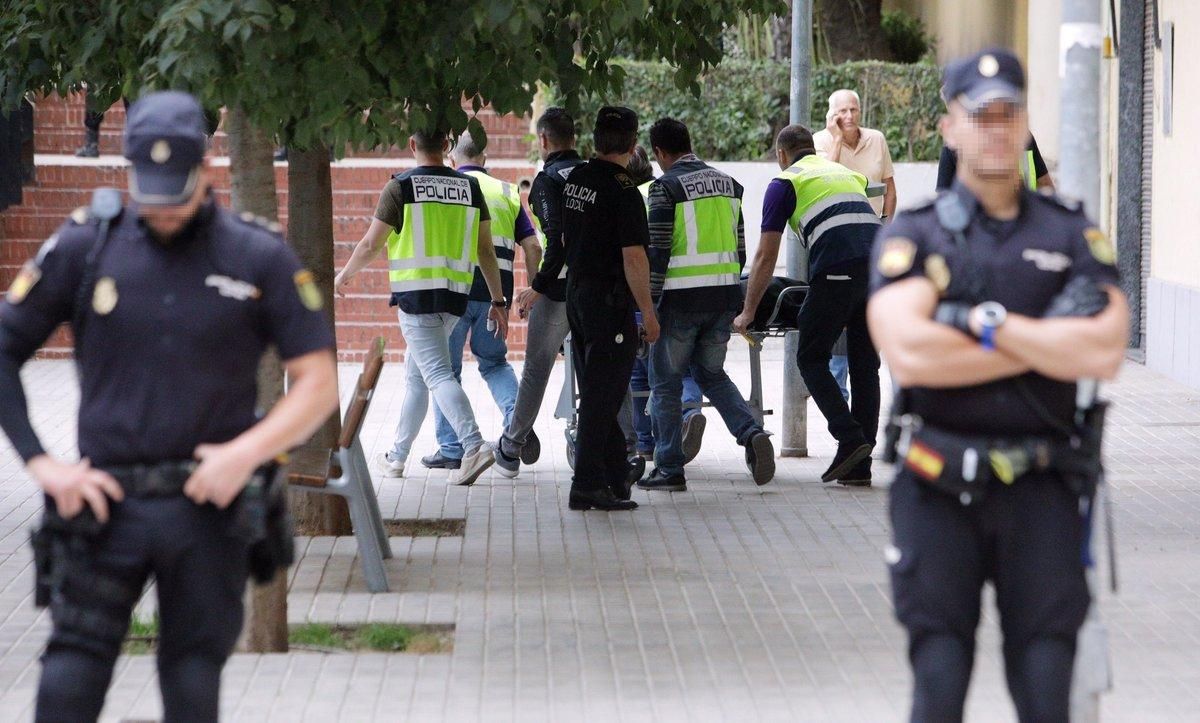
[569,487,638,511]
[637,468,687,492]
[612,456,646,500]
[821,440,873,482]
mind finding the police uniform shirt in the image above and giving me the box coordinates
[870,181,1120,435]
[0,200,335,466]
[374,166,491,315]
[528,150,586,301]
[561,158,650,282]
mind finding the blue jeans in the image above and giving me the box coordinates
[391,311,485,462]
[830,354,850,401]
[433,300,518,459]
[631,357,700,452]
[649,308,761,475]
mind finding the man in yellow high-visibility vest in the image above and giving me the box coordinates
[336,129,509,486]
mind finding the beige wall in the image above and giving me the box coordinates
[1149,0,1200,289]
[887,0,1023,62]
[1025,0,1064,168]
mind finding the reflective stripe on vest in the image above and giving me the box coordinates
[776,155,876,248]
[663,193,742,291]
[638,180,652,210]
[386,200,478,296]
[465,170,520,258]
[1020,150,1037,191]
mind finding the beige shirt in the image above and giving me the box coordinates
[813,126,894,215]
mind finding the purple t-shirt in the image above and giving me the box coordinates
[760,178,796,233]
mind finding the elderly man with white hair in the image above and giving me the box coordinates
[813,89,898,401]
[813,89,897,220]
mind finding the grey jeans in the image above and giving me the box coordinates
[502,297,570,449]
[390,310,484,462]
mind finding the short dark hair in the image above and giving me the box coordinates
[649,118,692,155]
[536,107,576,147]
[775,124,815,161]
[412,129,448,154]
[626,146,653,185]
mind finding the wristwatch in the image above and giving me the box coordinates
[491,298,510,309]
[973,301,1007,351]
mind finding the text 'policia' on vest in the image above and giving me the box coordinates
[386,169,483,314]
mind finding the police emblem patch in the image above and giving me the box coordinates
[878,237,917,278]
[92,277,119,315]
[904,440,945,481]
[293,270,323,311]
[978,54,1000,78]
[151,140,172,164]
[1084,227,1115,265]
[6,261,42,305]
[924,254,951,293]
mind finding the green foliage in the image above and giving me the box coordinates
[881,10,934,64]
[548,60,788,161]
[811,61,943,161]
[551,58,942,162]
[0,0,784,151]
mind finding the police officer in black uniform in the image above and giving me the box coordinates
[868,50,1129,721]
[0,91,338,722]
[562,107,660,511]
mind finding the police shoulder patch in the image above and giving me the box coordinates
[614,172,635,188]
[293,270,323,311]
[6,261,42,305]
[924,253,951,293]
[878,237,917,278]
[1084,227,1115,265]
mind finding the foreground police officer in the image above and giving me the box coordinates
[493,107,585,475]
[562,107,659,511]
[640,118,775,492]
[734,124,882,485]
[868,50,1129,721]
[0,91,339,721]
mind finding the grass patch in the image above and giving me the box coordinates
[288,623,453,654]
[383,518,465,537]
[122,618,452,655]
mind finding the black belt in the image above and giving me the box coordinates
[101,461,197,497]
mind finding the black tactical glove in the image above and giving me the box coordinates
[1044,276,1110,318]
[934,302,975,338]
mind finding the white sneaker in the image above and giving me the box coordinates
[375,451,405,478]
[451,442,496,486]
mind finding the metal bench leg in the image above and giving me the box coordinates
[555,334,577,421]
[345,488,390,593]
[346,440,392,560]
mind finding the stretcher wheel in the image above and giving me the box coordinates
[564,428,576,471]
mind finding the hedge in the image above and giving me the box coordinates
[549,59,943,162]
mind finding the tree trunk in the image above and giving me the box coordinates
[286,144,351,536]
[226,107,289,654]
[815,0,893,64]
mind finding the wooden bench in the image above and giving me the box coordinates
[288,337,392,592]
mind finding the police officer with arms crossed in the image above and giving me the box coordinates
[734,124,882,486]
[868,49,1128,721]
[336,129,509,486]
[638,118,775,492]
[492,107,585,476]
[420,130,539,471]
[0,91,339,721]
[561,106,659,511]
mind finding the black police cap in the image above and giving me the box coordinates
[942,48,1026,113]
[595,106,638,134]
[123,91,209,206]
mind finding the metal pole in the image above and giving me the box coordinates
[781,0,811,457]
[1059,3,1107,720]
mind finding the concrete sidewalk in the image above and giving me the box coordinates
[0,353,1196,721]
